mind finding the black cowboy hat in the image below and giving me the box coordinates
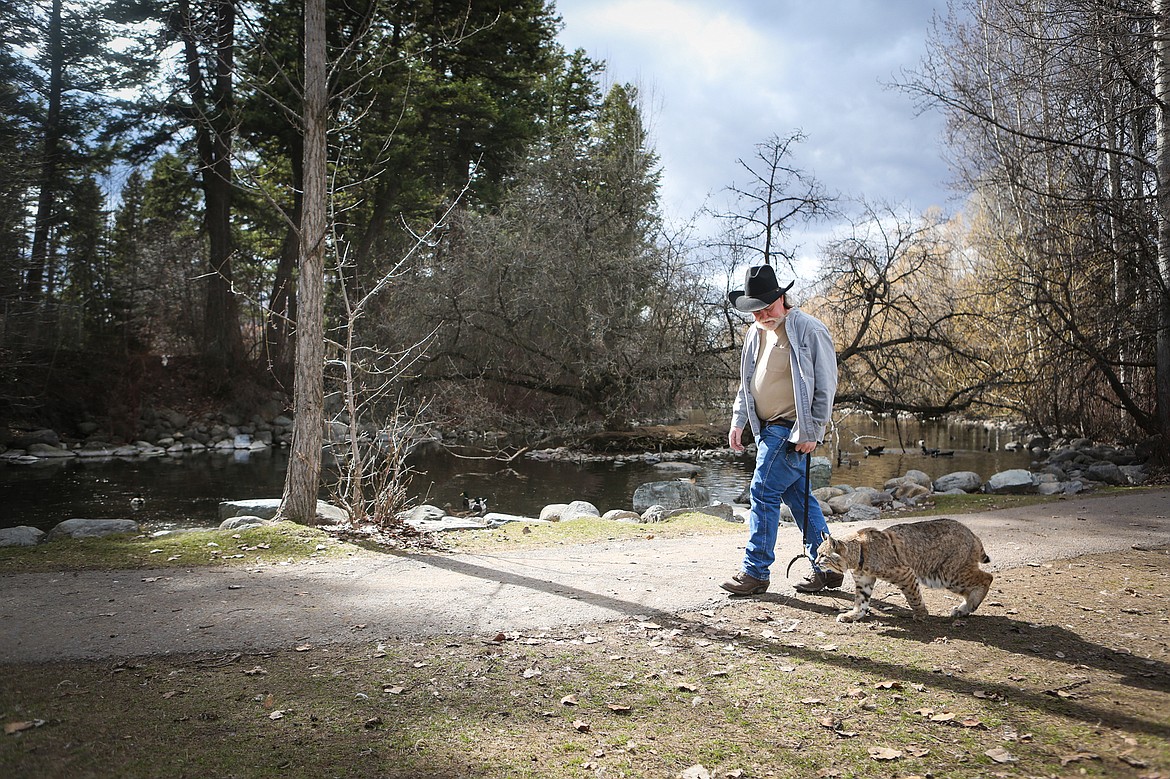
[728,265,795,313]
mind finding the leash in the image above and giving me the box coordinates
[785,450,814,578]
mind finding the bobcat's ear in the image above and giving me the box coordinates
[820,531,831,543]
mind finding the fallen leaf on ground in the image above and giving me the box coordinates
[560,694,578,706]
[868,746,903,760]
[268,710,284,720]
[522,668,541,679]
[5,720,45,735]
[679,766,710,779]
[1119,753,1149,768]
[985,747,1016,763]
[294,644,312,652]
[607,703,632,714]
[875,680,903,689]
[572,719,590,732]
[243,666,266,676]
[1060,752,1100,766]
[382,686,404,695]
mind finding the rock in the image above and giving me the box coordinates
[539,504,569,522]
[640,505,670,523]
[893,482,931,502]
[219,516,267,531]
[6,429,59,448]
[27,443,75,459]
[405,505,445,523]
[932,471,982,493]
[667,503,736,522]
[0,526,45,547]
[602,509,642,522]
[560,501,601,522]
[985,469,1037,494]
[1119,465,1148,486]
[809,456,832,490]
[827,487,890,514]
[632,480,710,512]
[1085,461,1127,486]
[483,512,552,527]
[812,486,846,501]
[842,504,882,523]
[407,517,488,532]
[218,498,349,525]
[47,518,139,541]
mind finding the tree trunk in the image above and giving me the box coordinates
[24,0,63,302]
[281,0,328,524]
[1155,0,1170,451]
[178,0,243,375]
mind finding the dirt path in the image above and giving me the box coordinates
[2,489,1167,663]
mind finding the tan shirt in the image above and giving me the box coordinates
[750,326,797,423]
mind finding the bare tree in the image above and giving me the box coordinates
[816,204,1015,418]
[900,0,1169,447]
[713,131,836,274]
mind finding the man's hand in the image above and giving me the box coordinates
[729,426,745,453]
[792,440,817,454]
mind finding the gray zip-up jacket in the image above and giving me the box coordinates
[731,308,838,445]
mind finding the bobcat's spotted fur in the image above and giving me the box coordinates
[813,518,992,623]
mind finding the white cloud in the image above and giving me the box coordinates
[555,0,958,257]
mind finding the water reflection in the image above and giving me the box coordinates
[1,415,1034,533]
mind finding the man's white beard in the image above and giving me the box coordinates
[757,315,785,331]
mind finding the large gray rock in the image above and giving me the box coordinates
[892,482,931,502]
[0,526,45,546]
[933,471,982,493]
[218,498,348,524]
[406,517,488,532]
[901,469,933,488]
[841,504,882,523]
[560,500,601,522]
[219,516,267,531]
[602,509,642,523]
[27,443,75,459]
[6,429,59,448]
[483,512,552,527]
[666,503,736,522]
[1085,461,1127,486]
[809,456,832,490]
[985,469,1037,494]
[47,519,139,541]
[632,480,710,512]
[539,504,569,522]
[640,505,670,523]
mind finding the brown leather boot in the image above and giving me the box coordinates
[720,571,769,596]
[793,569,844,593]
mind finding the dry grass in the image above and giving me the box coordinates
[2,546,1167,779]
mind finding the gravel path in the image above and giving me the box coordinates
[2,489,1167,663]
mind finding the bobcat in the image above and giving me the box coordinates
[813,518,993,623]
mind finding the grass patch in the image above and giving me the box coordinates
[2,547,1167,778]
[445,512,743,554]
[0,521,355,575]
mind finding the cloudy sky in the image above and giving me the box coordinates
[554,0,959,262]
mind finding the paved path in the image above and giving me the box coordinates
[2,489,1167,663]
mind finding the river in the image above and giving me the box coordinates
[0,414,1035,533]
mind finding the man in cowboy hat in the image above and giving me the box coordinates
[722,264,841,596]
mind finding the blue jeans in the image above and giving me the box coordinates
[743,423,831,581]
